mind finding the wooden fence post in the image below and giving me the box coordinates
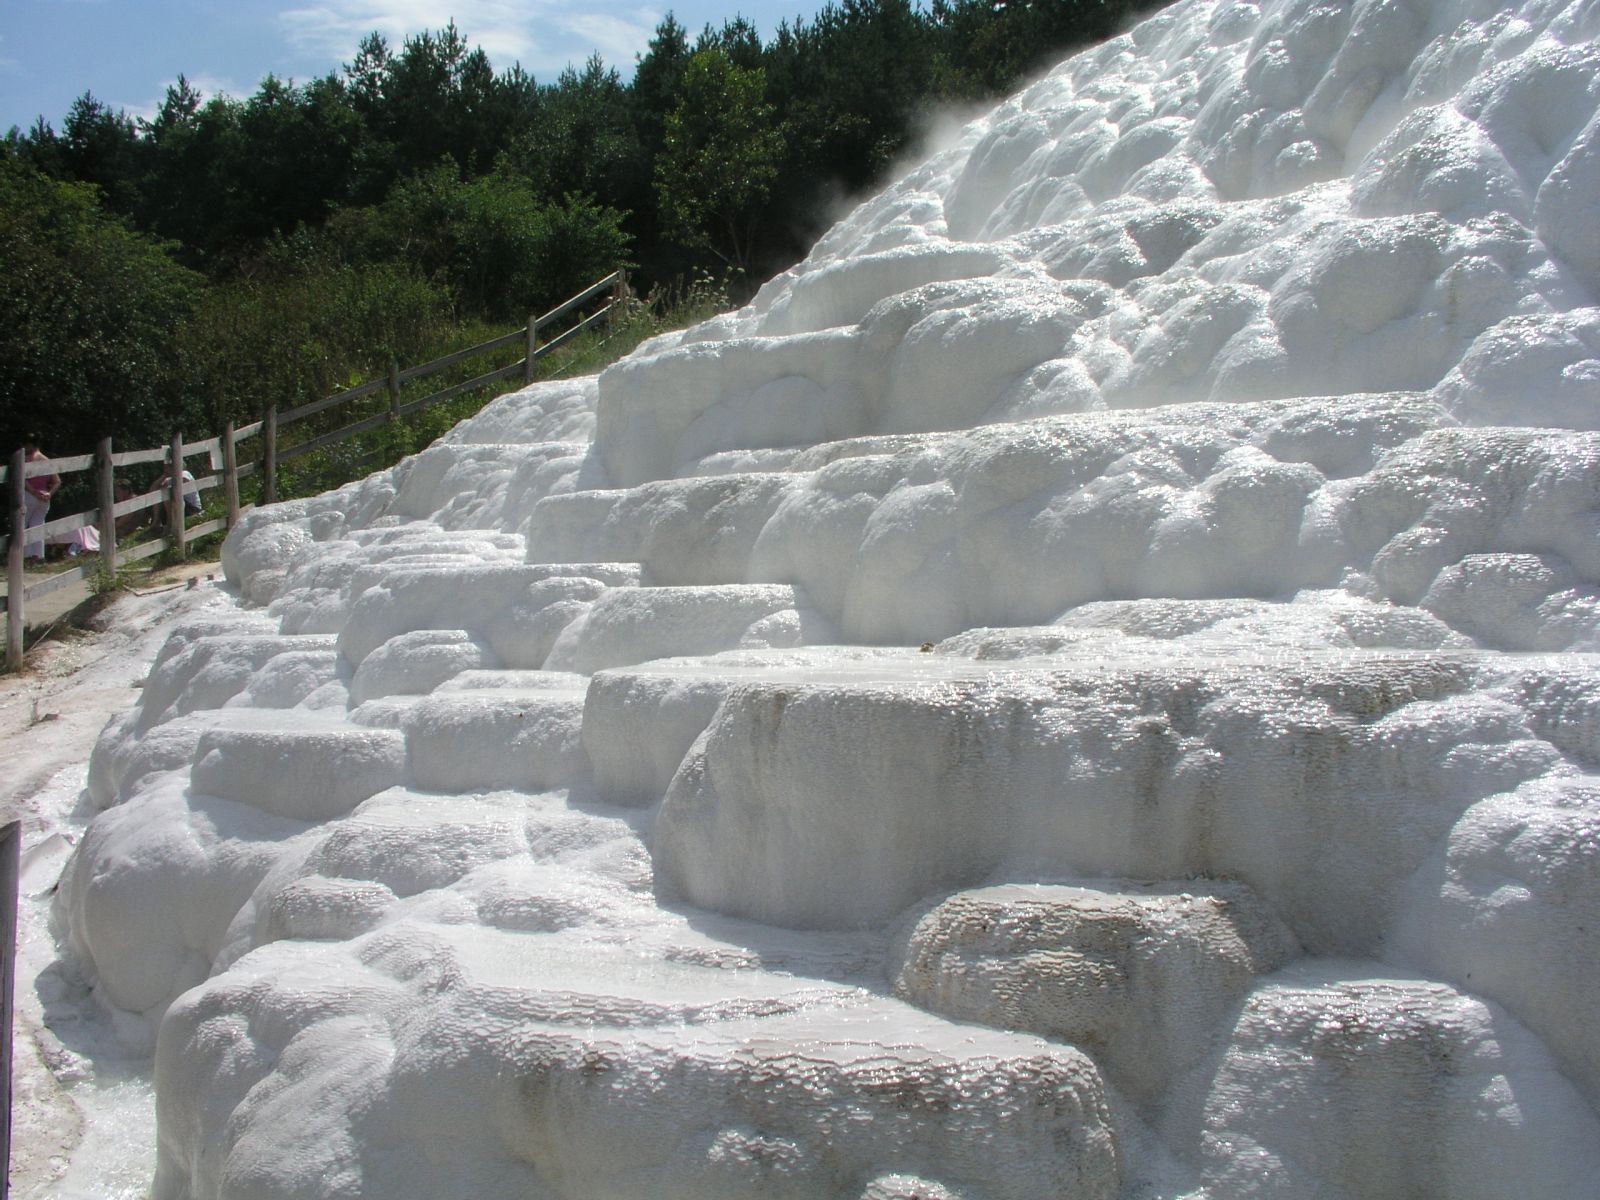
[387,360,401,421]
[223,421,240,529]
[6,449,23,673]
[524,312,538,384]
[0,820,19,1199]
[169,433,186,560]
[262,406,278,506]
[97,438,116,581]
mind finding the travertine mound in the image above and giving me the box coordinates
[57,0,1600,1195]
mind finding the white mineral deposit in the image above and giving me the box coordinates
[38,0,1600,1194]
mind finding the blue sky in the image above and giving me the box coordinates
[2,0,817,132]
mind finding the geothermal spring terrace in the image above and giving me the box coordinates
[47,0,1600,1195]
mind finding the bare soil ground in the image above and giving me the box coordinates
[1,563,229,1196]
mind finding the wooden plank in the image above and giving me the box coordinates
[235,420,264,442]
[6,457,234,551]
[23,563,92,601]
[97,439,116,580]
[279,377,387,426]
[263,407,277,505]
[396,360,524,418]
[277,409,391,462]
[534,302,615,357]
[170,433,186,559]
[121,538,170,564]
[114,491,167,518]
[184,437,221,459]
[237,461,260,479]
[110,447,170,468]
[6,449,22,670]
[532,272,621,333]
[223,422,240,530]
[23,453,94,476]
[38,510,99,539]
[0,820,19,1197]
[396,328,524,386]
[187,517,227,540]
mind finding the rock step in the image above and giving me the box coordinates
[526,474,795,585]
[269,530,527,635]
[73,627,1600,1195]
[403,689,589,794]
[338,563,638,666]
[90,708,273,810]
[138,633,336,729]
[155,920,1123,1200]
[147,860,1599,1200]
[889,878,1300,1111]
[228,412,1600,654]
[582,647,908,807]
[190,715,409,822]
[545,583,822,674]
[523,410,1600,649]
[637,649,1582,948]
[1181,962,1600,1199]
[349,629,500,704]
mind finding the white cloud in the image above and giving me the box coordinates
[280,1,536,63]
[185,73,249,104]
[122,73,246,125]
[277,0,660,77]
[553,9,660,69]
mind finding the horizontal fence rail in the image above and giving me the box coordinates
[260,270,625,496]
[4,269,627,671]
[3,427,257,667]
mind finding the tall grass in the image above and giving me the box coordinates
[267,270,734,504]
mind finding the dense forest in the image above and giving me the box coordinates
[1,0,1153,460]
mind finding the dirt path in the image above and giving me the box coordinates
[0,564,233,1196]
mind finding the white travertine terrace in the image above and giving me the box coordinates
[55,0,1600,1194]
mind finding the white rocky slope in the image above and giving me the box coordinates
[55,0,1600,1195]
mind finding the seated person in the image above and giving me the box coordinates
[112,479,147,537]
[149,468,202,528]
[47,524,100,558]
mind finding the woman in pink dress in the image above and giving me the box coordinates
[22,444,60,563]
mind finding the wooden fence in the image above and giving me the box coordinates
[2,270,627,670]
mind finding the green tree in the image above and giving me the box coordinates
[500,56,644,209]
[56,93,146,216]
[176,238,452,430]
[523,192,634,311]
[348,23,531,190]
[137,88,246,260]
[233,75,364,238]
[0,159,201,456]
[632,15,692,160]
[653,50,783,273]
[695,16,765,70]
[337,163,629,319]
[929,0,1138,97]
